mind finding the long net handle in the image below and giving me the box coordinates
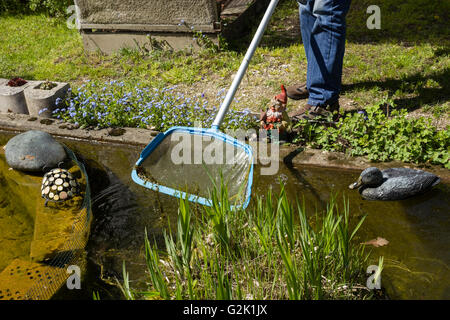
[211,0,280,130]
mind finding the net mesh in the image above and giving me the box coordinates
[0,146,92,300]
[24,146,91,300]
[136,131,252,206]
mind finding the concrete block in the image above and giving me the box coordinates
[75,0,221,53]
[24,81,70,118]
[0,79,33,115]
[81,31,217,54]
[75,0,218,27]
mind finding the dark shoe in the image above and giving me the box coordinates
[289,101,340,122]
[288,104,313,119]
[286,84,309,100]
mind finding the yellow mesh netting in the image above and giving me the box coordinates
[0,145,92,300]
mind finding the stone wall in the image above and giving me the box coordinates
[75,0,219,29]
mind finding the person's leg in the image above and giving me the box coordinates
[305,0,351,107]
[287,1,315,100]
[300,0,316,71]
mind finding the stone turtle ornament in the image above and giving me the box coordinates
[41,168,80,206]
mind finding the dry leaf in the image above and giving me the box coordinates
[361,237,389,248]
[24,155,35,160]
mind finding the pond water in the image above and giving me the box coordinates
[0,131,449,300]
[0,152,36,273]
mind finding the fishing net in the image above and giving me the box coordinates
[133,128,253,208]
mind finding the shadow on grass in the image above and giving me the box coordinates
[234,0,450,50]
[342,66,449,112]
[345,0,450,45]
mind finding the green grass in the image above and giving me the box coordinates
[120,185,383,300]
[1,0,448,120]
[0,13,241,87]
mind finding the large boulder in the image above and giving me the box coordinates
[4,130,66,172]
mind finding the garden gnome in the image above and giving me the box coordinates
[260,84,292,140]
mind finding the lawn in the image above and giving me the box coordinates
[0,0,448,127]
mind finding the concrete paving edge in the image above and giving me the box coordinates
[0,112,448,182]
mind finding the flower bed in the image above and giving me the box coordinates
[53,81,258,131]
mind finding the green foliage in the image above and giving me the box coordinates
[277,196,367,299]
[203,179,233,252]
[164,197,195,279]
[39,80,57,90]
[29,0,73,16]
[143,229,171,299]
[0,0,28,13]
[0,0,72,16]
[346,0,450,43]
[92,291,100,300]
[2,2,447,169]
[178,20,222,54]
[125,185,377,300]
[294,103,450,168]
[2,7,448,123]
[115,261,134,300]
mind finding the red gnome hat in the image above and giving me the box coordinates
[274,84,287,105]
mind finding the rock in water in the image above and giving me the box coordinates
[5,130,66,172]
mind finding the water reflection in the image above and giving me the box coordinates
[255,165,450,300]
[63,139,450,300]
[1,132,448,299]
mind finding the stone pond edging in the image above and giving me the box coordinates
[0,112,449,183]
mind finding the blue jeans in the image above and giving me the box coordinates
[298,0,351,106]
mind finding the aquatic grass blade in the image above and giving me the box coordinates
[144,229,170,299]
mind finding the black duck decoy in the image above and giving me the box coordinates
[349,167,440,200]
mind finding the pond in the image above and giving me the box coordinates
[0,131,449,300]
